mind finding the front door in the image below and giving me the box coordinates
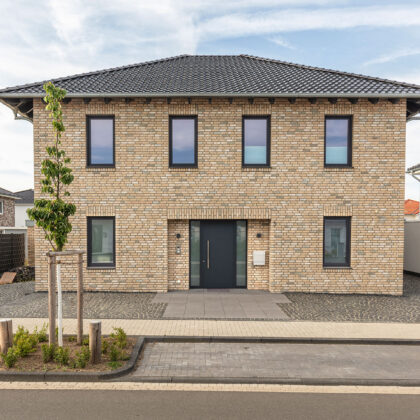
[200,221,236,288]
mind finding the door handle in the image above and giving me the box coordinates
[207,240,210,269]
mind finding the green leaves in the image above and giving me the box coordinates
[27,82,76,252]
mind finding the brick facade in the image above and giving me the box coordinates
[0,197,15,227]
[32,97,406,295]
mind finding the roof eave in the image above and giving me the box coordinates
[1,92,420,98]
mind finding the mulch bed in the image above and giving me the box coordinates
[0,336,136,373]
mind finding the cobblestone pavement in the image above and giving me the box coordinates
[132,341,420,380]
[281,273,420,323]
[1,273,420,322]
[0,282,166,319]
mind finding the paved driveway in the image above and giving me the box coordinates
[152,289,291,319]
[131,341,420,382]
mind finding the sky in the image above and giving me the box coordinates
[0,0,419,198]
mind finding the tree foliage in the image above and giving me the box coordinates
[27,82,76,251]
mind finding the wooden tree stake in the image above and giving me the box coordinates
[0,319,13,354]
[77,253,84,345]
[89,321,101,364]
[48,255,57,345]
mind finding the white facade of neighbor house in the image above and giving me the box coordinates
[15,204,32,227]
[404,220,420,274]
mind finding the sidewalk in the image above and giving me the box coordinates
[9,318,420,340]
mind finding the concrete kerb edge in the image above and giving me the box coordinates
[2,336,420,384]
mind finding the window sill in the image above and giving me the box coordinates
[86,266,116,271]
[323,266,352,270]
[242,166,271,172]
[169,167,199,171]
[324,166,354,171]
[86,166,116,172]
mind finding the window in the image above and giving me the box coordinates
[323,217,351,267]
[243,116,270,167]
[87,217,115,268]
[325,116,352,167]
[87,116,115,166]
[169,116,197,167]
[0,200,3,215]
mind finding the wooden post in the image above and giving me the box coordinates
[48,255,57,345]
[77,253,83,345]
[0,319,13,354]
[89,321,101,364]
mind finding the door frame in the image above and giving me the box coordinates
[189,220,247,289]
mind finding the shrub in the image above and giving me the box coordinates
[108,361,122,370]
[82,337,89,347]
[41,343,56,363]
[68,336,76,342]
[54,347,70,366]
[13,326,37,357]
[74,346,90,368]
[109,345,119,362]
[1,348,18,368]
[102,339,109,354]
[34,324,48,343]
[110,327,127,349]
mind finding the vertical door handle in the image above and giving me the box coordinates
[207,240,210,269]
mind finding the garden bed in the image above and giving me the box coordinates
[0,325,136,373]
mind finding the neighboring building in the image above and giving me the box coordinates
[405,199,419,221]
[0,187,19,227]
[14,189,34,227]
[1,55,420,295]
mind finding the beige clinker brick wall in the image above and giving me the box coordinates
[32,97,406,295]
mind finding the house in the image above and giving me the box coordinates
[14,189,34,227]
[405,199,419,221]
[0,187,19,227]
[1,55,420,295]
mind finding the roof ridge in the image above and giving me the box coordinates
[240,54,420,90]
[0,54,191,93]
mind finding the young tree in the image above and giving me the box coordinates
[27,82,76,250]
[27,82,76,346]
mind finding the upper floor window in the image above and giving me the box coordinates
[243,116,270,167]
[0,200,3,215]
[169,116,197,167]
[325,116,352,167]
[323,216,351,267]
[87,116,115,167]
[87,216,115,268]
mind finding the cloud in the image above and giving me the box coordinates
[267,36,295,49]
[364,49,420,66]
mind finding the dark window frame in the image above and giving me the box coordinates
[323,216,351,268]
[324,115,352,168]
[169,115,198,168]
[87,216,116,268]
[0,200,3,215]
[242,115,271,168]
[86,115,115,168]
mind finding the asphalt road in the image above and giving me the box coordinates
[1,390,420,420]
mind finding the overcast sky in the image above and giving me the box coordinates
[0,0,419,198]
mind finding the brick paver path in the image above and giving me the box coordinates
[131,341,420,380]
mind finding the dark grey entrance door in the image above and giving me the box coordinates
[200,221,236,288]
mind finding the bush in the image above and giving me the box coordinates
[41,343,56,363]
[68,336,76,342]
[82,337,89,347]
[110,327,127,349]
[108,361,122,370]
[34,324,48,343]
[74,346,90,369]
[54,347,70,366]
[13,326,37,357]
[109,345,119,362]
[1,348,18,368]
[102,339,109,354]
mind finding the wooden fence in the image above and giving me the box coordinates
[0,234,25,273]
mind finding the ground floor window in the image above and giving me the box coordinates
[323,216,351,267]
[87,216,115,268]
